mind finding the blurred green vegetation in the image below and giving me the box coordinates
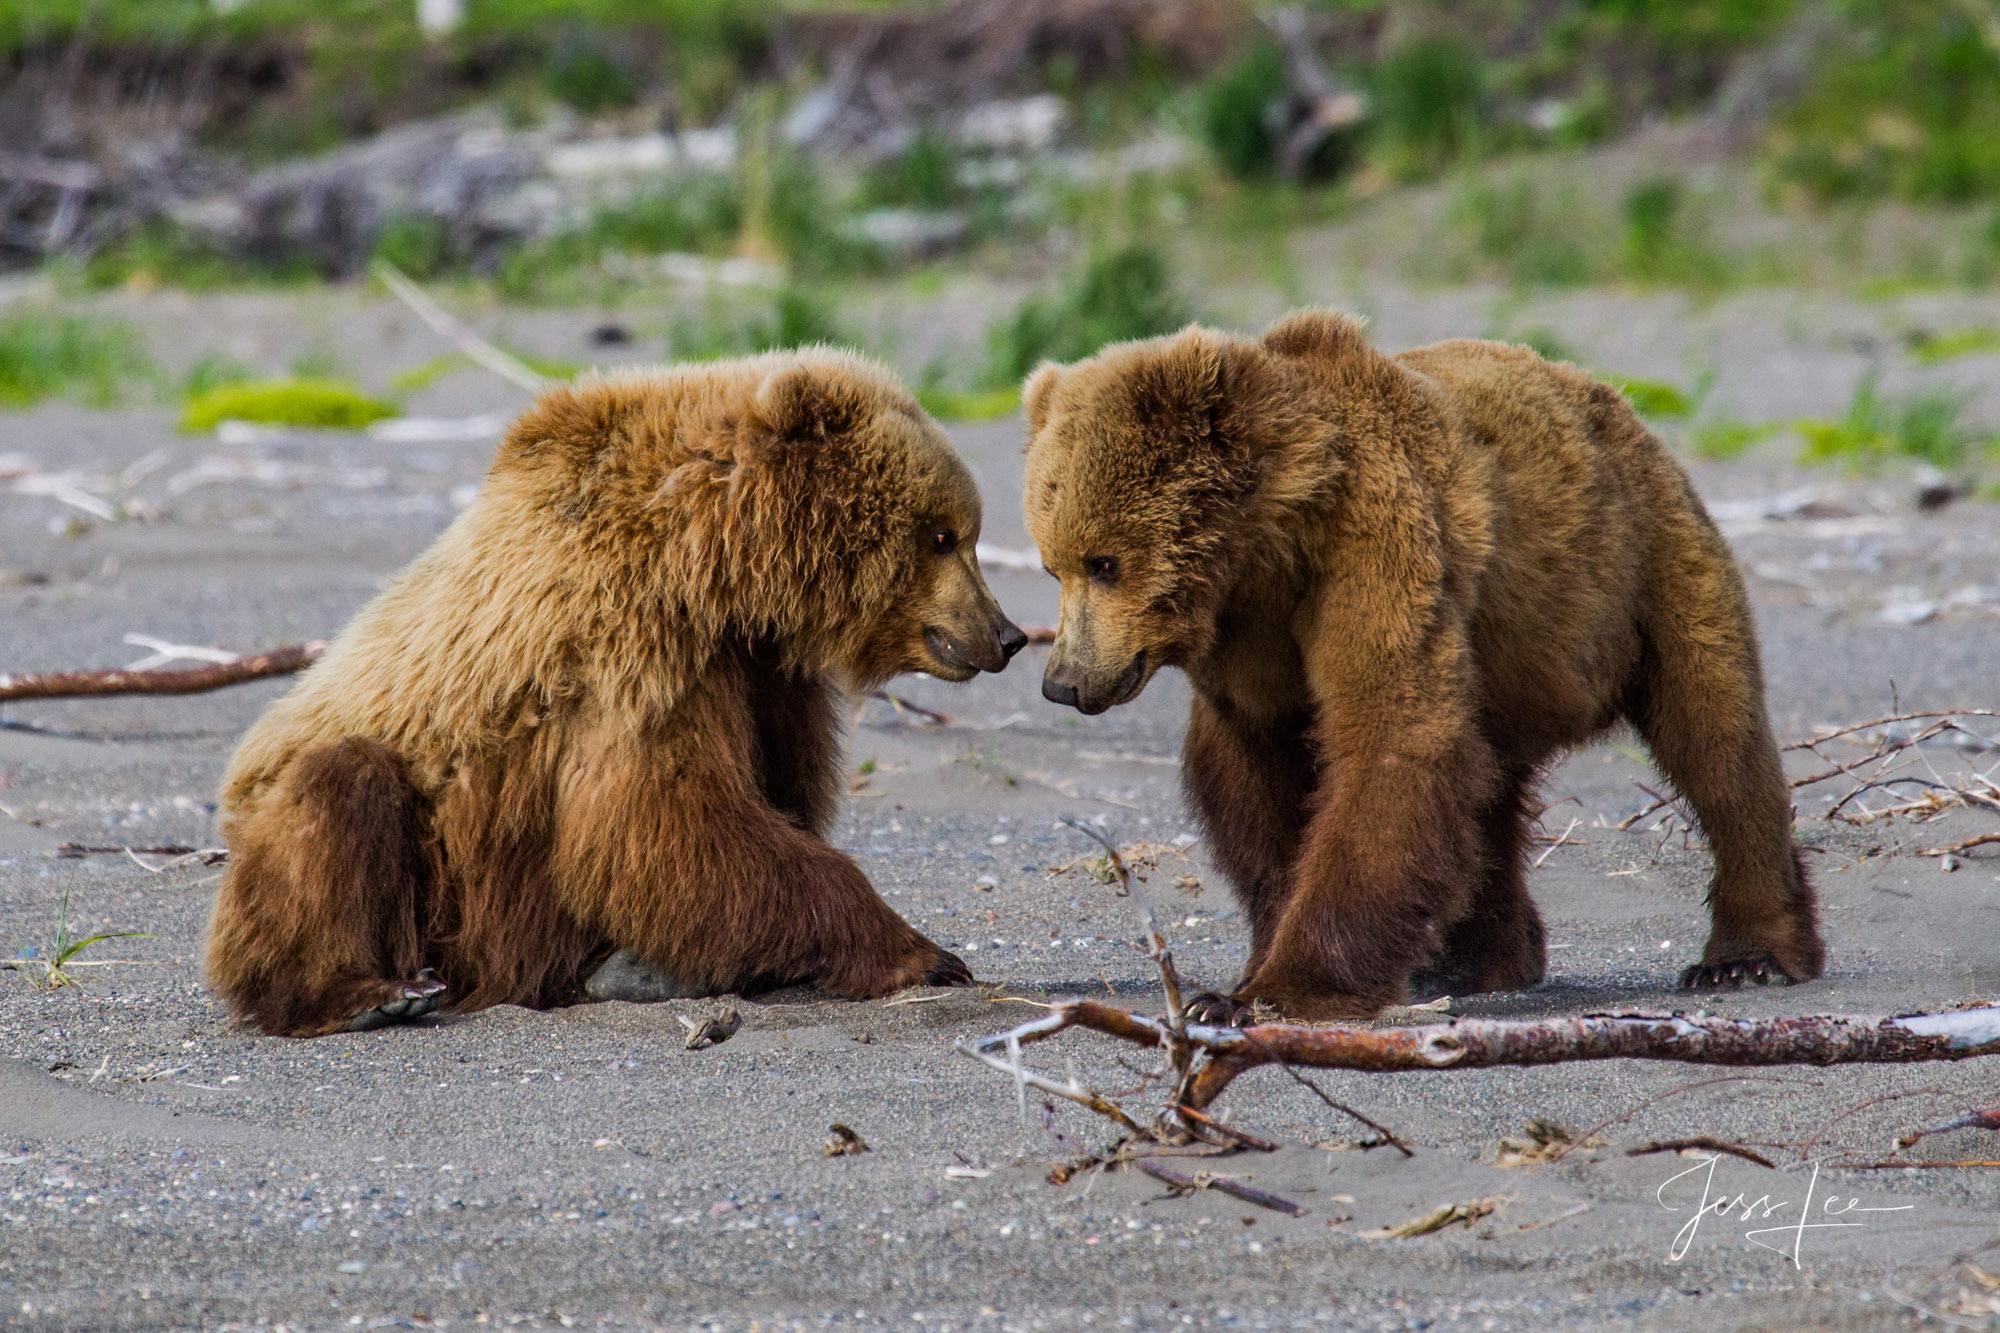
[0,312,152,407]
[1768,0,2000,206]
[20,0,2000,311]
[1795,374,1994,468]
[179,377,396,431]
[664,285,846,360]
[985,242,1189,385]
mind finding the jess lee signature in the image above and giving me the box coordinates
[1657,1155,1913,1266]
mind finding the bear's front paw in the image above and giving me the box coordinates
[1678,956,1800,991]
[922,948,975,988]
[1184,991,1251,1026]
[347,970,447,1032]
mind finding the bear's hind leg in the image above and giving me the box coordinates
[1416,770,1547,998]
[1624,512,1824,989]
[207,738,439,1037]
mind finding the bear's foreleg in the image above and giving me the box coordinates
[1181,693,1318,1011]
[207,738,442,1037]
[555,678,971,1001]
[1226,590,1497,1021]
[1417,769,1548,997]
[1625,510,1825,988]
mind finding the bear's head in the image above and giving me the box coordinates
[1021,315,1350,713]
[496,349,1026,693]
[744,353,1027,688]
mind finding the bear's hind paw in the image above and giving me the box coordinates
[347,970,447,1032]
[1678,956,1798,991]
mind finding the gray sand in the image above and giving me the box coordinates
[2,284,1998,1331]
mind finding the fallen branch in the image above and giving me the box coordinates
[1,642,327,702]
[961,1001,2000,1130]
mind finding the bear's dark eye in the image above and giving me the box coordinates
[1085,555,1120,585]
[931,528,959,556]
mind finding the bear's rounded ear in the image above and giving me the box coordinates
[1022,361,1062,435]
[755,364,860,443]
[1262,307,1367,362]
[1131,328,1246,456]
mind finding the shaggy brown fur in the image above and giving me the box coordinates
[209,350,1026,1037]
[1021,310,1824,1021]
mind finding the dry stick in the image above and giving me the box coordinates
[1892,1096,2000,1151]
[1797,1083,1954,1161]
[1544,1074,1815,1164]
[1783,709,2000,752]
[866,691,953,726]
[370,259,547,394]
[1626,1138,1778,1169]
[1922,832,2000,857]
[0,642,327,702]
[1132,1159,1307,1217]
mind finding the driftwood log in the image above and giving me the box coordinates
[962,1001,2000,1115]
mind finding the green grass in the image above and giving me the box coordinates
[916,386,1020,423]
[1905,325,2000,363]
[1795,374,1992,468]
[1369,37,1486,182]
[0,312,152,408]
[179,378,396,432]
[665,285,847,361]
[985,242,1189,385]
[1197,41,1288,182]
[1690,419,1783,460]
[1615,376,1695,419]
[9,887,150,991]
[1768,0,2000,205]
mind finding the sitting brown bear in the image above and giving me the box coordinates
[208,350,1025,1037]
[1021,310,1824,1020]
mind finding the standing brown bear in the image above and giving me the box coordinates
[209,350,1025,1037]
[1022,310,1824,1021]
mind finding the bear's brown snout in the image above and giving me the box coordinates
[1042,648,1146,715]
[923,614,1026,674]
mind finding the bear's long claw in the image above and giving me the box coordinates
[1678,956,1798,992]
[925,950,975,987]
[348,973,448,1032]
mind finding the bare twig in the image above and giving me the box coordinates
[371,260,547,394]
[1893,1096,2000,1151]
[1785,710,2000,752]
[1626,1138,1778,1169]
[866,691,953,726]
[1132,1159,1306,1216]
[1,642,326,702]
[1922,833,2000,857]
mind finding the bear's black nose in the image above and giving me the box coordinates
[1041,676,1079,708]
[997,621,1029,660]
